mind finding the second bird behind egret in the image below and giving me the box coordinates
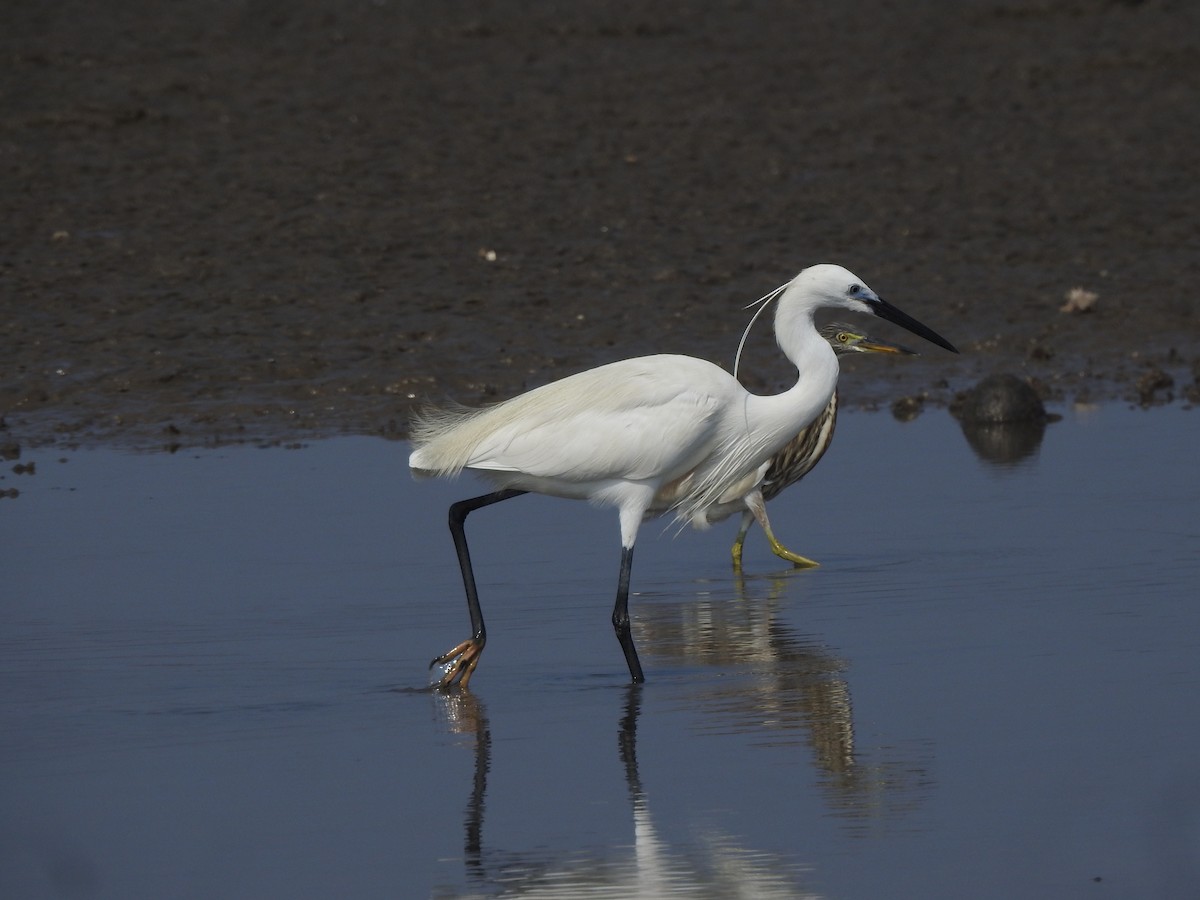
[719,322,917,570]
[409,263,957,687]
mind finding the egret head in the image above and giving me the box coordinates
[734,263,957,379]
[800,263,958,354]
[796,264,881,310]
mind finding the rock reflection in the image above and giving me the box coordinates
[637,573,932,823]
[432,686,818,899]
[958,418,1048,466]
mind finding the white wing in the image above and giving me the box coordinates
[410,355,739,487]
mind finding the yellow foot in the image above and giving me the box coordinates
[770,541,820,569]
[743,498,821,570]
[430,638,484,690]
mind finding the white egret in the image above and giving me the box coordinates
[409,263,957,686]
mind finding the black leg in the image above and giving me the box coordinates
[449,489,527,644]
[431,488,526,688]
[611,545,645,684]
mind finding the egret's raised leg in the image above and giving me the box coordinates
[431,488,527,689]
[745,490,820,569]
[611,545,644,684]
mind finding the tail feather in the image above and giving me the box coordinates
[407,401,495,475]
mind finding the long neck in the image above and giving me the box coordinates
[743,295,840,455]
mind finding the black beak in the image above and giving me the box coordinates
[870,297,959,353]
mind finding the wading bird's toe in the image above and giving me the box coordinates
[788,556,820,569]
[771,543,820,569]
[430,638,484,690]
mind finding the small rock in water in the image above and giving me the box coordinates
[891,395,924,422]
[952,374,1047,423]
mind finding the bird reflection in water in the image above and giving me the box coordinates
[432,597,933,898]
[432,686,818,899]
[433,689,491,881]
[636,572,933,820]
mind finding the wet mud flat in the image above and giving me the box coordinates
[3,1,1200,450]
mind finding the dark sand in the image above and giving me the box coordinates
[3,0,1198,449]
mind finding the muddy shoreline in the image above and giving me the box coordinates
[3,1,1198,450]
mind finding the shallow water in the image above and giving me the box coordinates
[2,407,1198,899]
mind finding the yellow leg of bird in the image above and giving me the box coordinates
[730,510,754,572]
[746,491,820,569]
[431,638,484,690]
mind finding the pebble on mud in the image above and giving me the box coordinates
[1060,287,1098,314]
[951,374,1047,423]
[1135,367,1174,405]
